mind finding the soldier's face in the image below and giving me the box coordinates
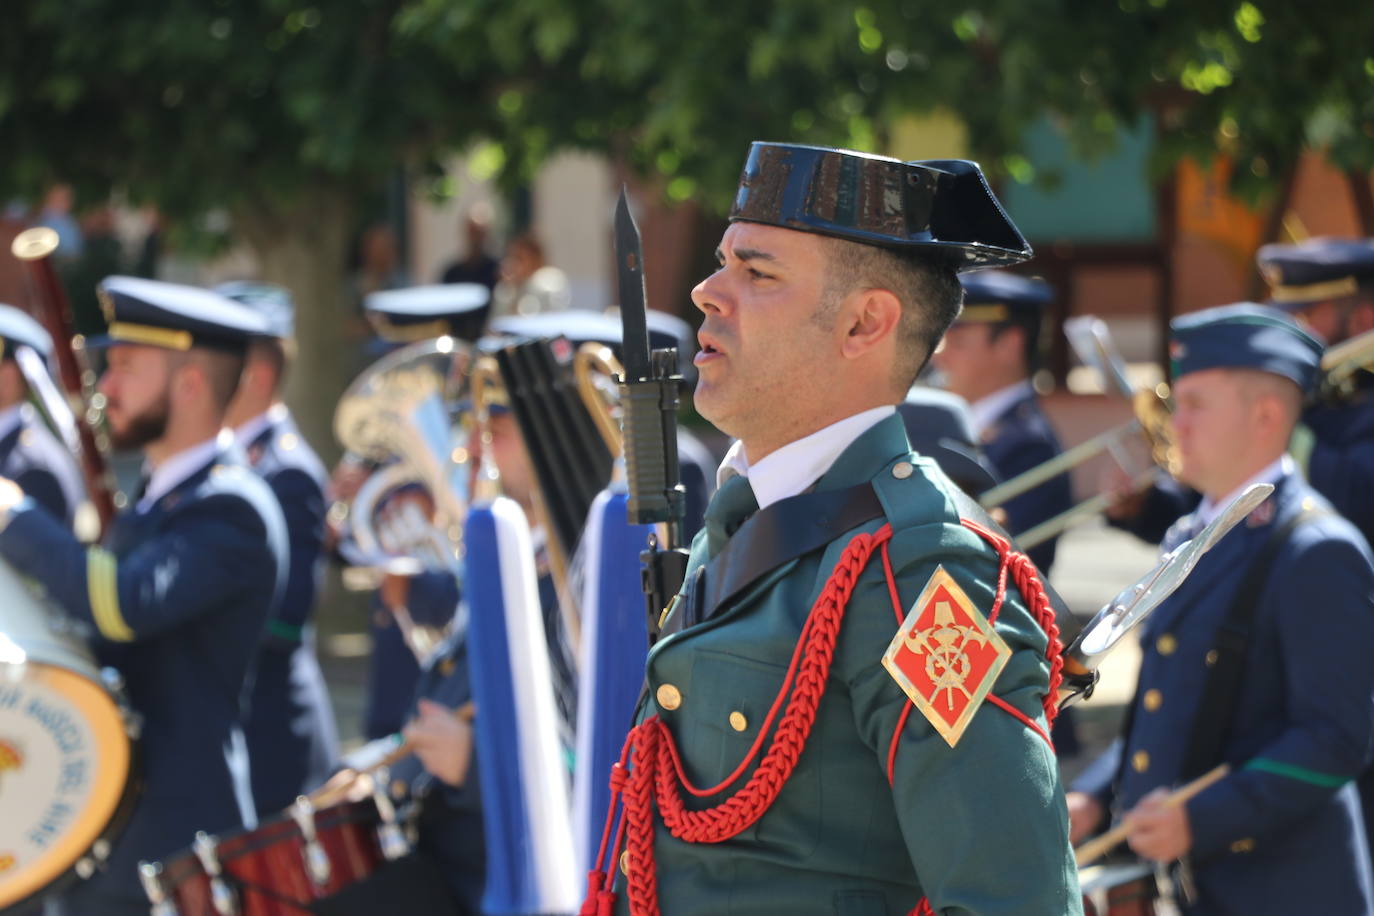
[933,324,993,398]
[99,344,173,451]
[1170,369,1256,497]
[690,223,839,451]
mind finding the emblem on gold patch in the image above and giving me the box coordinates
[881,566,1012,747]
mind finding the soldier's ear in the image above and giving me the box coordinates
[840,287,901,361]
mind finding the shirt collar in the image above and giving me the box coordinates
[0,404,25,443]
[139,431,231,512]
[968,379,1035,439]
[1195,454,1292,529]
[233,411,275,451]
[716,406,895,510]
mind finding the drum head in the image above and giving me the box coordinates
[0,662,134,909]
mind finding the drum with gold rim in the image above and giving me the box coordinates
[0,559,138,912]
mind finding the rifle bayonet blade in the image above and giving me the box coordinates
[615,187,651,381]
[1070,482,1274,663]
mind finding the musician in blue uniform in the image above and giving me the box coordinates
[1258,237,1374,871]
[1068,304,1374,914]
[1259,237,1374,540]
[218,282,341,815]
[0,305,83,526]
[1108,238,1374,546]
[931,270,1072,574]
[0,277,288,916]
[324,383,568,915]
[345,284,491,740]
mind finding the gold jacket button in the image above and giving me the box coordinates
[1132,750,1150,773]
[1143,689,1162,712]
[620,850,630,876]
[892,461,914,479]
[1230,837,1256,854]
[656,683,682,711]
[1156,634,1177,656]
[439,657,457,677]
[1205,649,1219,667]
[391,778,407,799]
[729,711,748,732]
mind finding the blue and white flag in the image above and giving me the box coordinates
[572,486,652,873]
[465,496,578,915]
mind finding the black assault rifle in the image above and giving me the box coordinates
[614,188,689,645]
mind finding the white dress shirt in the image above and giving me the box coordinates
[1194,455,1292,530]
[716,406,896,510]
[138,431,232,512]
[968,379,1035,440]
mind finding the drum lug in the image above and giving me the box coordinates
[99,666,124,693]
[290,795,333,888]
[139,861,182,916]
[370,771,412,861]
[192,831,240,916]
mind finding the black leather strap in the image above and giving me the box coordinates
[659,482,885,639]
[1180,507,1328,781]
[701,482,885,621]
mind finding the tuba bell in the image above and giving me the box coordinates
[330,336,475,659]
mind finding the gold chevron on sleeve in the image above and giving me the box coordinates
[87,548,134,642]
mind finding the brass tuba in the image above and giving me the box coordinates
[331,336,475,659]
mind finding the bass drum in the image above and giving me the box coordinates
[0,559,137,913]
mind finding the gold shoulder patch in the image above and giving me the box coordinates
[881,565,1011,747]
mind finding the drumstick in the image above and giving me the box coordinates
[1074,764,1229,866]
[308,735,415,808]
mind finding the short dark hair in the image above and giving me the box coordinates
[247,337,293,393]
[184,348,247,412]
[823,238,963,390]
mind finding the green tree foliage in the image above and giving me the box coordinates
[2,0,1368,452]
[0,0,499,452]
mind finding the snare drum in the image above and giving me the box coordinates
[144,793,411,916]
[1079,861,1159,916]
[0,560,138,912]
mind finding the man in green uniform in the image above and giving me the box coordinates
[591,144,1081,915]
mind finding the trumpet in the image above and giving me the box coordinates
[1317,326,1374,401]
[979,316,1180,550]
[981,387,1178,549]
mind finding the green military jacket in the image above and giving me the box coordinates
[614,414,1081,915]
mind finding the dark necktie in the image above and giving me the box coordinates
[703,474,758,558]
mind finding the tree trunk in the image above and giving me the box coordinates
[233,187,355,465]
[1246,162,1299,301]
[1346,167,1374,237]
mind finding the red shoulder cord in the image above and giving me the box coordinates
[579,518,1063,916]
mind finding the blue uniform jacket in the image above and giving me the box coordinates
[0,445,287,915]
[386,625,486,914]
[364,552,460,740]
[1305,376,1374,545]
[980,391,1072,574]
[0,403,83,527]
[1073,470,1374,914]
[240,407,341,814]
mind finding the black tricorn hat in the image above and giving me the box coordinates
[728,142,1032,271]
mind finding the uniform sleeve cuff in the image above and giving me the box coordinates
[0,495,36,536]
